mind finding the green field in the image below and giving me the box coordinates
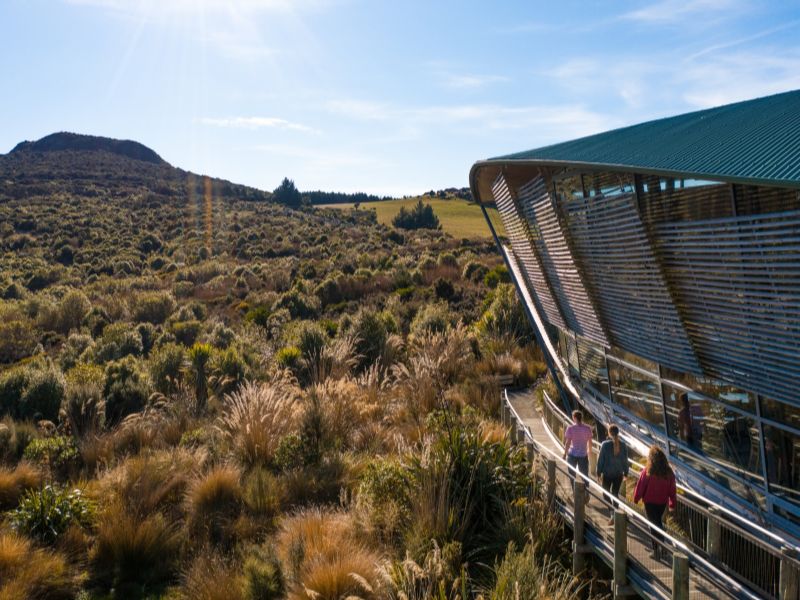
[319,197,505,239]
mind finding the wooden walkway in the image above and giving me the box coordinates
[507,389,725,600]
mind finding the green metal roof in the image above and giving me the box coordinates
[491,90,800,187]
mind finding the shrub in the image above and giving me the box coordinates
[212,346,248,395]
[93,321,143,362]
[357,458,412,543]
[59,332,94,371]
[24,435,80,476]
[20,362,65,422]
[349,309,389,372]
[149,342,186,394]
[392,199,440,230]
[103,356,151,425]
[61,377,105,438]
[171,319,203,346]
[489,542,585,600]
[0,462,41,510]
[483,265,510,289]
[0,531,78,599]
[132,291,176,325]
[410,302,453,337]
[434,277,455,300]
[0,366,31,418]
[476,283,531,346]
[275,289,319,320]
[10,484,94,544]
[0,319,39,363]
[275,346,302,372]
[217,380,299,467]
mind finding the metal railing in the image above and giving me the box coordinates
[503,388,800,600]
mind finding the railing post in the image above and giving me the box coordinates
[613,509,635,598]
[706,507,721,560]
[546,458,556,506]
[525,440,535,464]
[573,479,587,575]
[672,552,689,600]
[780,546,799,600]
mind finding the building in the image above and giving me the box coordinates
[470,90,800,537]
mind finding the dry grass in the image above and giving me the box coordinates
[90,501,183,591]
[278,508,383,600]
[96,447,204,520]
[0,530,78,600]
[181,551,245,600]
[185,464,244,547]
[218,380,300,467]
[0,462,41,510]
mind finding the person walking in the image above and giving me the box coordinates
[633,445,677,560]
[563,409,593,482]
[596,424,629,524]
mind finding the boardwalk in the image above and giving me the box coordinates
[507,389,735,600]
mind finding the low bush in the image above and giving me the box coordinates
[131,291,176,325]
[185,464,243,548]
[489,542,585,600]
[24,435,80,477]
[0,462,41,510]
[10,484,94,544]
[241,544,285,600]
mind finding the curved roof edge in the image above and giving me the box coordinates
[470,89,800,203]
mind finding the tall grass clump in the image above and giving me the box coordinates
[0,462,41,510]
[218,380,299,467]
[0,531,78,599]
[488,541,586,600]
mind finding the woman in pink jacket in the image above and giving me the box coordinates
[633,445,677,559]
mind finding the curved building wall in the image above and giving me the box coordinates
[480,165,800,534]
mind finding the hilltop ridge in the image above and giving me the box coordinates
[9,131,165,165]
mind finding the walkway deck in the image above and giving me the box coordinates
[507,388,728,600]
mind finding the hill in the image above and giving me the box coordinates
[0,132,272,203]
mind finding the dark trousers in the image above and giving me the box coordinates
[567,455,589,482]
[644,502,667,551]
[601,474,623,498]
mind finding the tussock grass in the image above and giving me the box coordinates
[0,530,78,600]
[0,462,40,510]
[218,380,299,467]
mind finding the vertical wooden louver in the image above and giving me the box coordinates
[656,210,800,404]
[491,174,566,330]
[517,177,608,347]
[562,191,702,374]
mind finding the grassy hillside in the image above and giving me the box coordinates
[321,196,506,239]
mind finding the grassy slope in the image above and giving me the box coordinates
[320,197,506,239]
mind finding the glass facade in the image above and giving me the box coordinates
[497,164,800,530]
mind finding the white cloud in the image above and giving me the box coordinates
[199,116,318,133]
[442,73,509,89]
[622,0,743,24]
[65,0,331,15]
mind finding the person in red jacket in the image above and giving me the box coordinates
[633,445,677,560]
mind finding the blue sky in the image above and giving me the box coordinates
[2,0,799,196]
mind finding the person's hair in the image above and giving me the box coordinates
[646,445,673,478]
[572,410,583,423]
[609,424,621,454]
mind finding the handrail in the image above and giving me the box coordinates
[540,386,798,555]
[505,389,768,600]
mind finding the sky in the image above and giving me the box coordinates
[1,0,800,196]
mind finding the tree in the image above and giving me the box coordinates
[391,199,441,230]
[273,177,302,209]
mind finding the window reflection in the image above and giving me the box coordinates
[577,336,609,398]
[608,346,658,374]
[763,424,800,508]
[661,366,756,414]
[608,358,664,432]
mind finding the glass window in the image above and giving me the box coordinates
[554,175,584,203]
[584,172,634,198]
[762,424,800,509]
[671,444,767,509]
[661,367,756,414]
[566,334,579,376]
[577,336,609,399]
[608,358,665,432]
[607,346,658,374]
[664,384,763,483]
[760,397,800,431]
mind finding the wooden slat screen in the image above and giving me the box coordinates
[656,210,800,404]
[491,174,566,330]
[563,191,702,374]
[517,177,608,347]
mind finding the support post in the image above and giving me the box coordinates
[780,546,799,600]
[706,508,721,560]
[613,510,635,598]
[546,459,556,506]
[525,440,535,464]
[573,480,586,575]
[672,552,689,600]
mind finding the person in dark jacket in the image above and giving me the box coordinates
[596,424,629,524]
[634,445,677,560]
